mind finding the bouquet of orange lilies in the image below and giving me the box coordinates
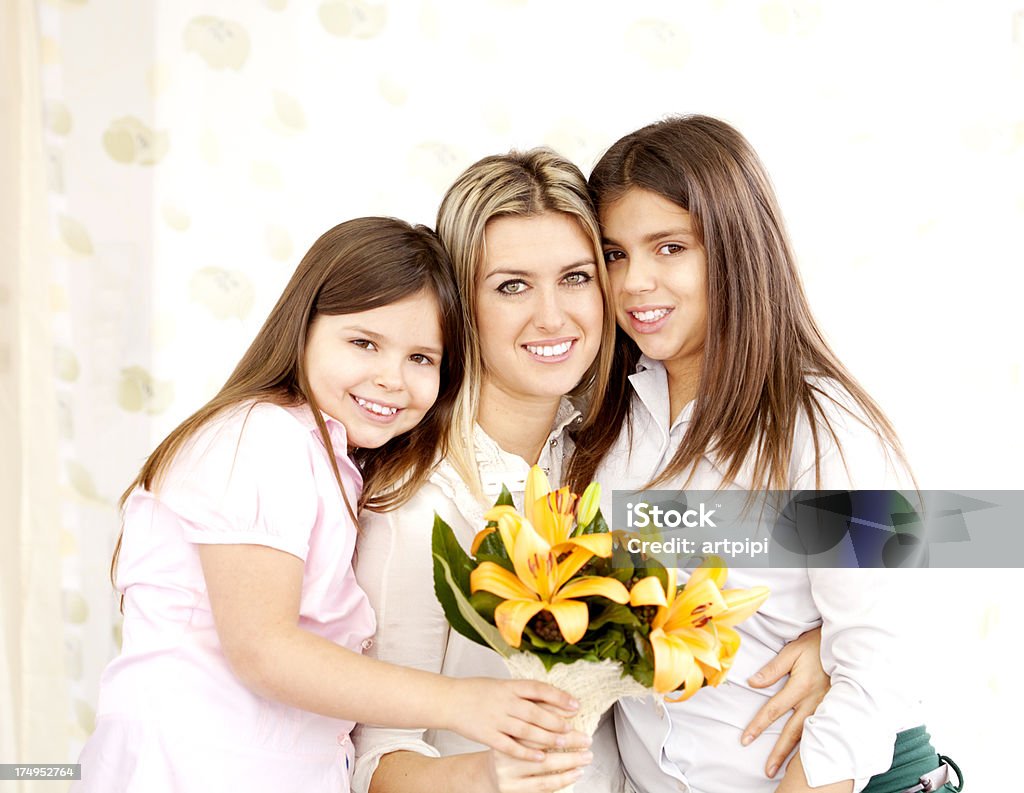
[431,466,769,785]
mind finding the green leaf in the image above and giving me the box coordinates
[522,625,567,653]
[589,603,642,631]
[494,484,514,508]
[434,514,474,583]
[626,656,655,688]
[476,529,512,569]
[431,514,512,658]
[610,537,635,582]
[469,590,503,622]
[581,509,610,536]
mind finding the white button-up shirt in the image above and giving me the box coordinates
[352,400,626,793]
[598,357,920,793]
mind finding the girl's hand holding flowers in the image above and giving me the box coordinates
[444,677,580,760]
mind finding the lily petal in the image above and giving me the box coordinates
[717,586,771,627]
[554,546,597,587]
[494,512,533,560]
[470,527,495,555]
[546,599,590,644]
[511,521,554,593]
[665,653,707,702]
[483,504,519,523]
[629,575,669,608]
[557,532,613,558]
[494,598,546,647]
[523,466,552,526]
[667,625,720,669]
[688,556,728,590]
[532,493,574,546]
[700,625,742,687]
[558,576,631,604]
[650,628,696,694]
[470,561,537,601]
[664,579,728,631]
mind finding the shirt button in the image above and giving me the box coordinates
[550,438,558,447]
[361,638,374,650]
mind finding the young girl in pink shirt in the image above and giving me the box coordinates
[74,217,579,793]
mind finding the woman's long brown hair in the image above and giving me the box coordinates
[111,217,465,589]
[567,115,906,493]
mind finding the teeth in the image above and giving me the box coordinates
[631,309,670,322]
[525,341,572,357]
[354,397,398,416]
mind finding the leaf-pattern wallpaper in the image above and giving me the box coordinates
[32,0,1023,787]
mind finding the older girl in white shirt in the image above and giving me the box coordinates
[566,116,933,793]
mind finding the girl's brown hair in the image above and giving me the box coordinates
[112,217,464,586]
[567,115,905,492]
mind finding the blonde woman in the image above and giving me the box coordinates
[352,151,827,793]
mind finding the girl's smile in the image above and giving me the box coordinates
[304,289,444,450]
[623,305,674,334]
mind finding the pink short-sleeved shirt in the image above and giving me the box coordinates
[75,401,376,793]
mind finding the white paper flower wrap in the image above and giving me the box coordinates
[504,652,650,793]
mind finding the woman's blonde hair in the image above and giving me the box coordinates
[436,148,616,501]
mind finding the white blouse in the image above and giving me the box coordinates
[600,357,920,793]
[352,400,626,793]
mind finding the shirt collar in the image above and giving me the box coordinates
[629,356,672,431]
[285,402,362,485]
[471,396,579,496]
[629,355,697,430]
[552,397,583,436]
[629,357,758,485]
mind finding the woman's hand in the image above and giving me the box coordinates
[442,678,580,761]
[484,734,594,793]
[742,627,829,779]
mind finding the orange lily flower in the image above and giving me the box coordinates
[629,559,769,699]
[470,521,630,647]
[470,470,612,559]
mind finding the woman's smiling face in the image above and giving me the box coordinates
[475,211,603,405]
[599,187,708,381]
